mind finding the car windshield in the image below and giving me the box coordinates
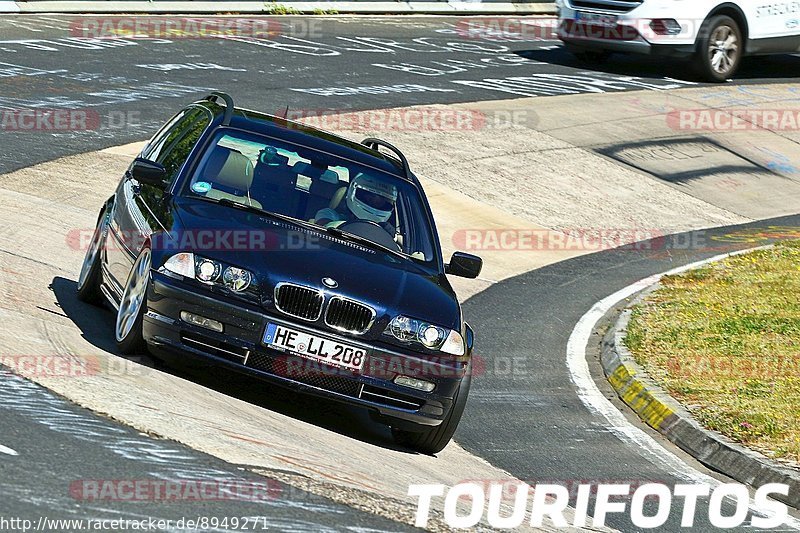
[183,129,437,263]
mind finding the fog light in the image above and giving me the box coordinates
[180,311,223,333]
[394,375,435,392]
[650,19,682,35]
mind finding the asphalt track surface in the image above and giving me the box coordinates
[0,368,419,532]
[460,216,800,531]
[1,14,799,175]
[2,14,800,532]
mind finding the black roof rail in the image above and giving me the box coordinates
[205,91,235,125]
[361,137,412,179]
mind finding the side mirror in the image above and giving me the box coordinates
[445,252,483,279]
[129,157,167,187]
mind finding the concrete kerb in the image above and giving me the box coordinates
[0,1,20,12]
[600,254,800,510]
[11,1,557,15]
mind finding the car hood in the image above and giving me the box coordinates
[169,196,461,331]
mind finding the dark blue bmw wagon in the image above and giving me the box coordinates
[77,92,483,454]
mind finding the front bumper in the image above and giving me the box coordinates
[556,3,699,57]
[143,272,467,427]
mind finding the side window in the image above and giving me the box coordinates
[137,107,210,211]
[142,110,188,162]
[157,108,211,183]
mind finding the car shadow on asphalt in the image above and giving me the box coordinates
[51,276,417,455]
[517,47,800,83]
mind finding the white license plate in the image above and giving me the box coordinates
[263,323,367,372]
[575,12,618,27]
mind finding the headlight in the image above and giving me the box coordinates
[163,252,195,278]
[196,257,222,283]
[385,315,465,355]
[420,325,446,348]
[161,253,254,293]
[390,316,418,342]
[441,329,466,356]
[223,266,252,292]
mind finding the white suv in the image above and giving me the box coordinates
[556,0,800,81]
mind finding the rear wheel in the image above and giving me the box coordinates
[115,247,151,355]
[391,362,472,455]
[76,209,108,305]
[694,15,742,82]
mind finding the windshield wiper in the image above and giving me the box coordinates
[193,196,421,265]
[203,197,322,233]
[324,225,414,264]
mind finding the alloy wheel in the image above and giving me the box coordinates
[115,249,151,342]
[708,25,739,76]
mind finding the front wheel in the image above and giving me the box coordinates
[76,209,108,305]
[694,15,742,82]
[391,362,472,455]
[115,247,151,355]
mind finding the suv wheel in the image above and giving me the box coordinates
[391,362,472,455]
[115,247,151,354]
[694,15,742,82]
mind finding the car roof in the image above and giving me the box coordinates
[194,97,419,185]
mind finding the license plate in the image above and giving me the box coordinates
[575,12,618,27]
[263,323,367,372]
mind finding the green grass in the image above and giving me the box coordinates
[263,3,338,14]
[264,3,302,14]
[626,240,800,463]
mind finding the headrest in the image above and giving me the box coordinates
[206,147,254,192]
[256,152,290,172]
[320,169,340,184]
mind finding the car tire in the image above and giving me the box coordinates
[694,15,742,82]
[115,247,151,355]
[76,207,108,305]
[391,361,472,455]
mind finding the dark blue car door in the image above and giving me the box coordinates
[104,106,212,298]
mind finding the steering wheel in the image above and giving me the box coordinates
[338,221,400,251]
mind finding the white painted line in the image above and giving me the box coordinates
[0,444,19,456]
[566,246,800,527]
